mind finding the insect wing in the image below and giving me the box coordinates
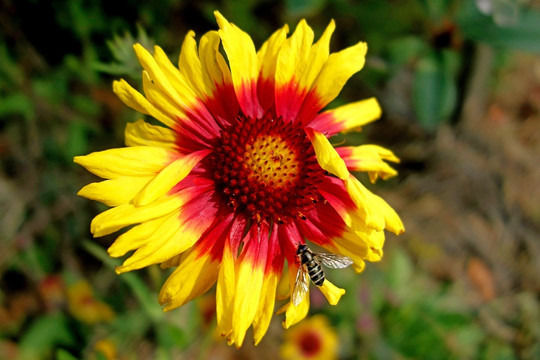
[316,253,353,269]
[292,265,310,306]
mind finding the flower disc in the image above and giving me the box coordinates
[210,111,324,223]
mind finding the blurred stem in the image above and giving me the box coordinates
[460,44,494,131]
[82,239,165,323]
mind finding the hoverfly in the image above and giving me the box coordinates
[292,244,353,306]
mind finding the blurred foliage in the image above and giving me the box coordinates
[1,0,540,359]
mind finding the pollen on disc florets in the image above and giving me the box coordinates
[211,111,325,223]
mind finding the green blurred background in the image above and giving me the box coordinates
[1,0,540,359]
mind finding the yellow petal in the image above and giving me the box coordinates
[360,145,400,163]
[141,70,184,121]
[107,216,168,257]
[277,264,309,329]
[160,253,184,269]
[216,240,236,338]
[253,271,279,345]
[124,119,177,149]
[112,79,175,128]
[199,30,232,88]
[178,31,211,98]
[159,247,220,310]
[74,146,175,180]
[133,44,190,109]
[275,20,314,88]
[298,20,335,91]
[90,194,185,237]
[257,25,289,81]
[369,192,405,235]
[319,280,345,305]
[344,174,384,231]
[278,295,310,329]
[339,144,399,183]
[152,46,197,106]
[114,209,208,273]
[77,176,153,207]
[231,247,267,346]
[312,42,367,107]
[133,149,211,206]
[328,238,368,272]
[345,177,404,235]
[306,128,349,180]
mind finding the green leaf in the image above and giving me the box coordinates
[285,0,326,17]
[419,0,451,20]
[56,349,79,360]
[481,340,517,360]
[156,322,187,349]
[82,240,164,323]
[413,51,456,129]
[19,313,76,359]
[458,1,540,53]
[93,25,153,80]
[452,325,485,358]
[110,309,152,339]
[65,120,91,161]
[0,93,34,121]
[387,36,427,66]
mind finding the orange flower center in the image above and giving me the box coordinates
[297,329,323,357]
[211,111,325,223]
[244,134,299,189]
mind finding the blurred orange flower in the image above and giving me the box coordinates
[66,280,115,324]
[281,315,338,360]
[93,339,117,360]
[38,274,65,311]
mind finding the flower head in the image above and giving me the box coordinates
[281,315,339,360]
[67,280,115,324]
[75,11,403,347]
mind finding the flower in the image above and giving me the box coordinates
[93,339,118,360]
[66,280,115,324]
[281,315,338,360]
[74,11,404,347]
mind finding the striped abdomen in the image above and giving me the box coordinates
[306,260,325,286]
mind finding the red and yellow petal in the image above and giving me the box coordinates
[132,149,211,206]
[215,11,261,119]
[257,24,289,111]
[308,97,382,135]
[112,191,219,273]
[253,223,283,345]
[90,185,204,237]
[337,144,399,183]
[231,224,269,347]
